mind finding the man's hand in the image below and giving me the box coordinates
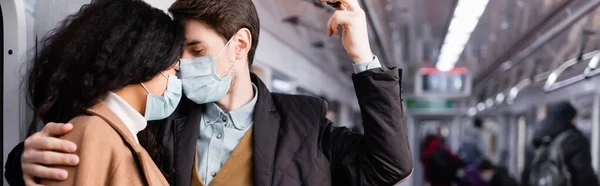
[22,123,79,186]
[323,0,373,64]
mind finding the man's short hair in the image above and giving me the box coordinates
[169,0,260,65]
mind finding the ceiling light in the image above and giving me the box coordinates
[509,87,519,99]
[454,0,489,18]
[436,0,489,71]
[545,72,558,89]
[448,17,479,34]
[589,52,600,69]
[496,93,505,103]
[477,102,486,111]
[468,107,477,116]
[485,98,494,107]
[437,62,455,71]
[443,33,470,47]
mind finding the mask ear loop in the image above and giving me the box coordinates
[140,83,151,94]
[160,72,169,79]
[141,72,170,95]
[215,36,235,58]
[226,59,239,76]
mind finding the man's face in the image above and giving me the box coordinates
[181,19,237,78]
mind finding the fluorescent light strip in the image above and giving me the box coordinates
[436,0,490,71]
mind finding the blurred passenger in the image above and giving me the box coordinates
[460,159,490,186]
[528,101,599,186]
[471,160,518,186]
[490,167,519,186]
[5,0,183,185]
[458,118,484,167]
[421,133,461,186]
[520,145,536,186]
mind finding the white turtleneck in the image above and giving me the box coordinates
[103,92,147,143]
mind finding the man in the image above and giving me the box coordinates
[5,0,412,185]
[457,118,484,167]
[528,101,599,186]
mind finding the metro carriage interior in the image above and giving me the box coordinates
[2,0,600,185]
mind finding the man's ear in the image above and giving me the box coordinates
[234,28,252,60]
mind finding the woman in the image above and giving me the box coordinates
[26,0,183,185]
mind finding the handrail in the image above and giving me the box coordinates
[475,51,599,112]
[475,0,600,87]
[544,50,600,91]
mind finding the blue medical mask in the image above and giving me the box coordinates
[179,37,238,104]
[141,72,182,121]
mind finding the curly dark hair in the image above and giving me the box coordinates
[26,0,184,136]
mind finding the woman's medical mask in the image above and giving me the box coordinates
[141,72,182,121]
[179,37,238,104]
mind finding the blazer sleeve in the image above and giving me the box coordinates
[319,67,412,186]
[4,142,25,186]
[40,118,119,186]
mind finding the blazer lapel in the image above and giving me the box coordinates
[250,74,281,186]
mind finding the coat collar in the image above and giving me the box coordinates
[86,103,141,151]
[250,73,281,186]
[86,103,167,185]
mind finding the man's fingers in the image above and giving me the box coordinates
[25,134,77,152]
[22,163,68,181]
[321,0,360,11]
[327,14,335,36]
[330,11,352,35]
[41,123,73,137]
[23,150,79,166]
[23,175,44,186]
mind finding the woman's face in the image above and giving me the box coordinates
[142,62,180,96]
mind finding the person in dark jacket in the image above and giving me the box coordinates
[421,133,461,186]
[4,0,412,185]
[530,101,599,186]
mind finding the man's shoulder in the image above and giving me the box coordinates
[270,93,326,119]
[271,93,325,109]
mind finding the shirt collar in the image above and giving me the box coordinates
[204,83,258,130]
[103,92,147,143]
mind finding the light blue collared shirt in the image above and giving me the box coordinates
[197,84,258,184]
[196,56,382,185]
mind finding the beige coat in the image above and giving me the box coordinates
[41,103,169,186]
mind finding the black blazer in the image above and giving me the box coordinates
[5,67,412,186]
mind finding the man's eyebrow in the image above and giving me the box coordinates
[185,40,201,46]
